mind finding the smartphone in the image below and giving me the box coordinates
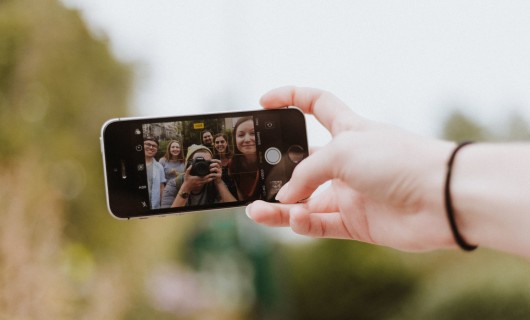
[100,108,308,219]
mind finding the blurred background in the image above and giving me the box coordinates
[1,0,530,319]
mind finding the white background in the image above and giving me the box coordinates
[63,0,530,146]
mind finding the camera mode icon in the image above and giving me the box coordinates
[265,121,275,129]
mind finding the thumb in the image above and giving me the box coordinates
[276,142,339,203]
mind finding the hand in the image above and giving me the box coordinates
[246,86,456,252]
[209,159,237,202]
[181,165,210,191]
[208,159,223,184]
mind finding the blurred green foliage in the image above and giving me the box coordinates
[281,240,417,320]
[1,0,530,319]
[442,110,487,141]
[0,0,132,251]
[0,0,156,318]
[428,288,530,320]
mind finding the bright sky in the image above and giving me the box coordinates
[63,0,530,146]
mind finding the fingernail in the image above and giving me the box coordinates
[245,204,253,219]
[275,183,289,202]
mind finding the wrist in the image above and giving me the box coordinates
[449,144,492,250]
[444,142,478,251]
[178,182,191,195]
[177,191,190,199]
[179,181,191,191]
[449,143,530,256]
[415,140,460,250]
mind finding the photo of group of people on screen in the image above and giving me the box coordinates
[142,116,260,209]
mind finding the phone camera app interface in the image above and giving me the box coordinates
[138,115,284,210]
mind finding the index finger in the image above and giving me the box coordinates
[259,86,367,135]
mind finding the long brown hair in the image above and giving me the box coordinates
[213,133,233,159]
[229,117,259,200]
[162,140,185,163]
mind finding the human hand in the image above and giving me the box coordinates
[182,165,210,190]
[208,159,223,184]
[246,86,457,252]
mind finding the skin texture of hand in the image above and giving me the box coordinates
[181,166,210,192]
[209,159,223,183]
[246,86,458,252]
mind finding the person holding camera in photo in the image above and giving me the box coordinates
[161,144,236,208]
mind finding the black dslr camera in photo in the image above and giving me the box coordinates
[190,157,212,177]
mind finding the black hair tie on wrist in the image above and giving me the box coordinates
[444,141,478,251]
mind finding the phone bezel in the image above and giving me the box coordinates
[100,107,308,220]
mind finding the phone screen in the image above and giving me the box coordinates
[101,108,308,219]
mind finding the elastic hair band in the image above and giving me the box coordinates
[444,141,478,251]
